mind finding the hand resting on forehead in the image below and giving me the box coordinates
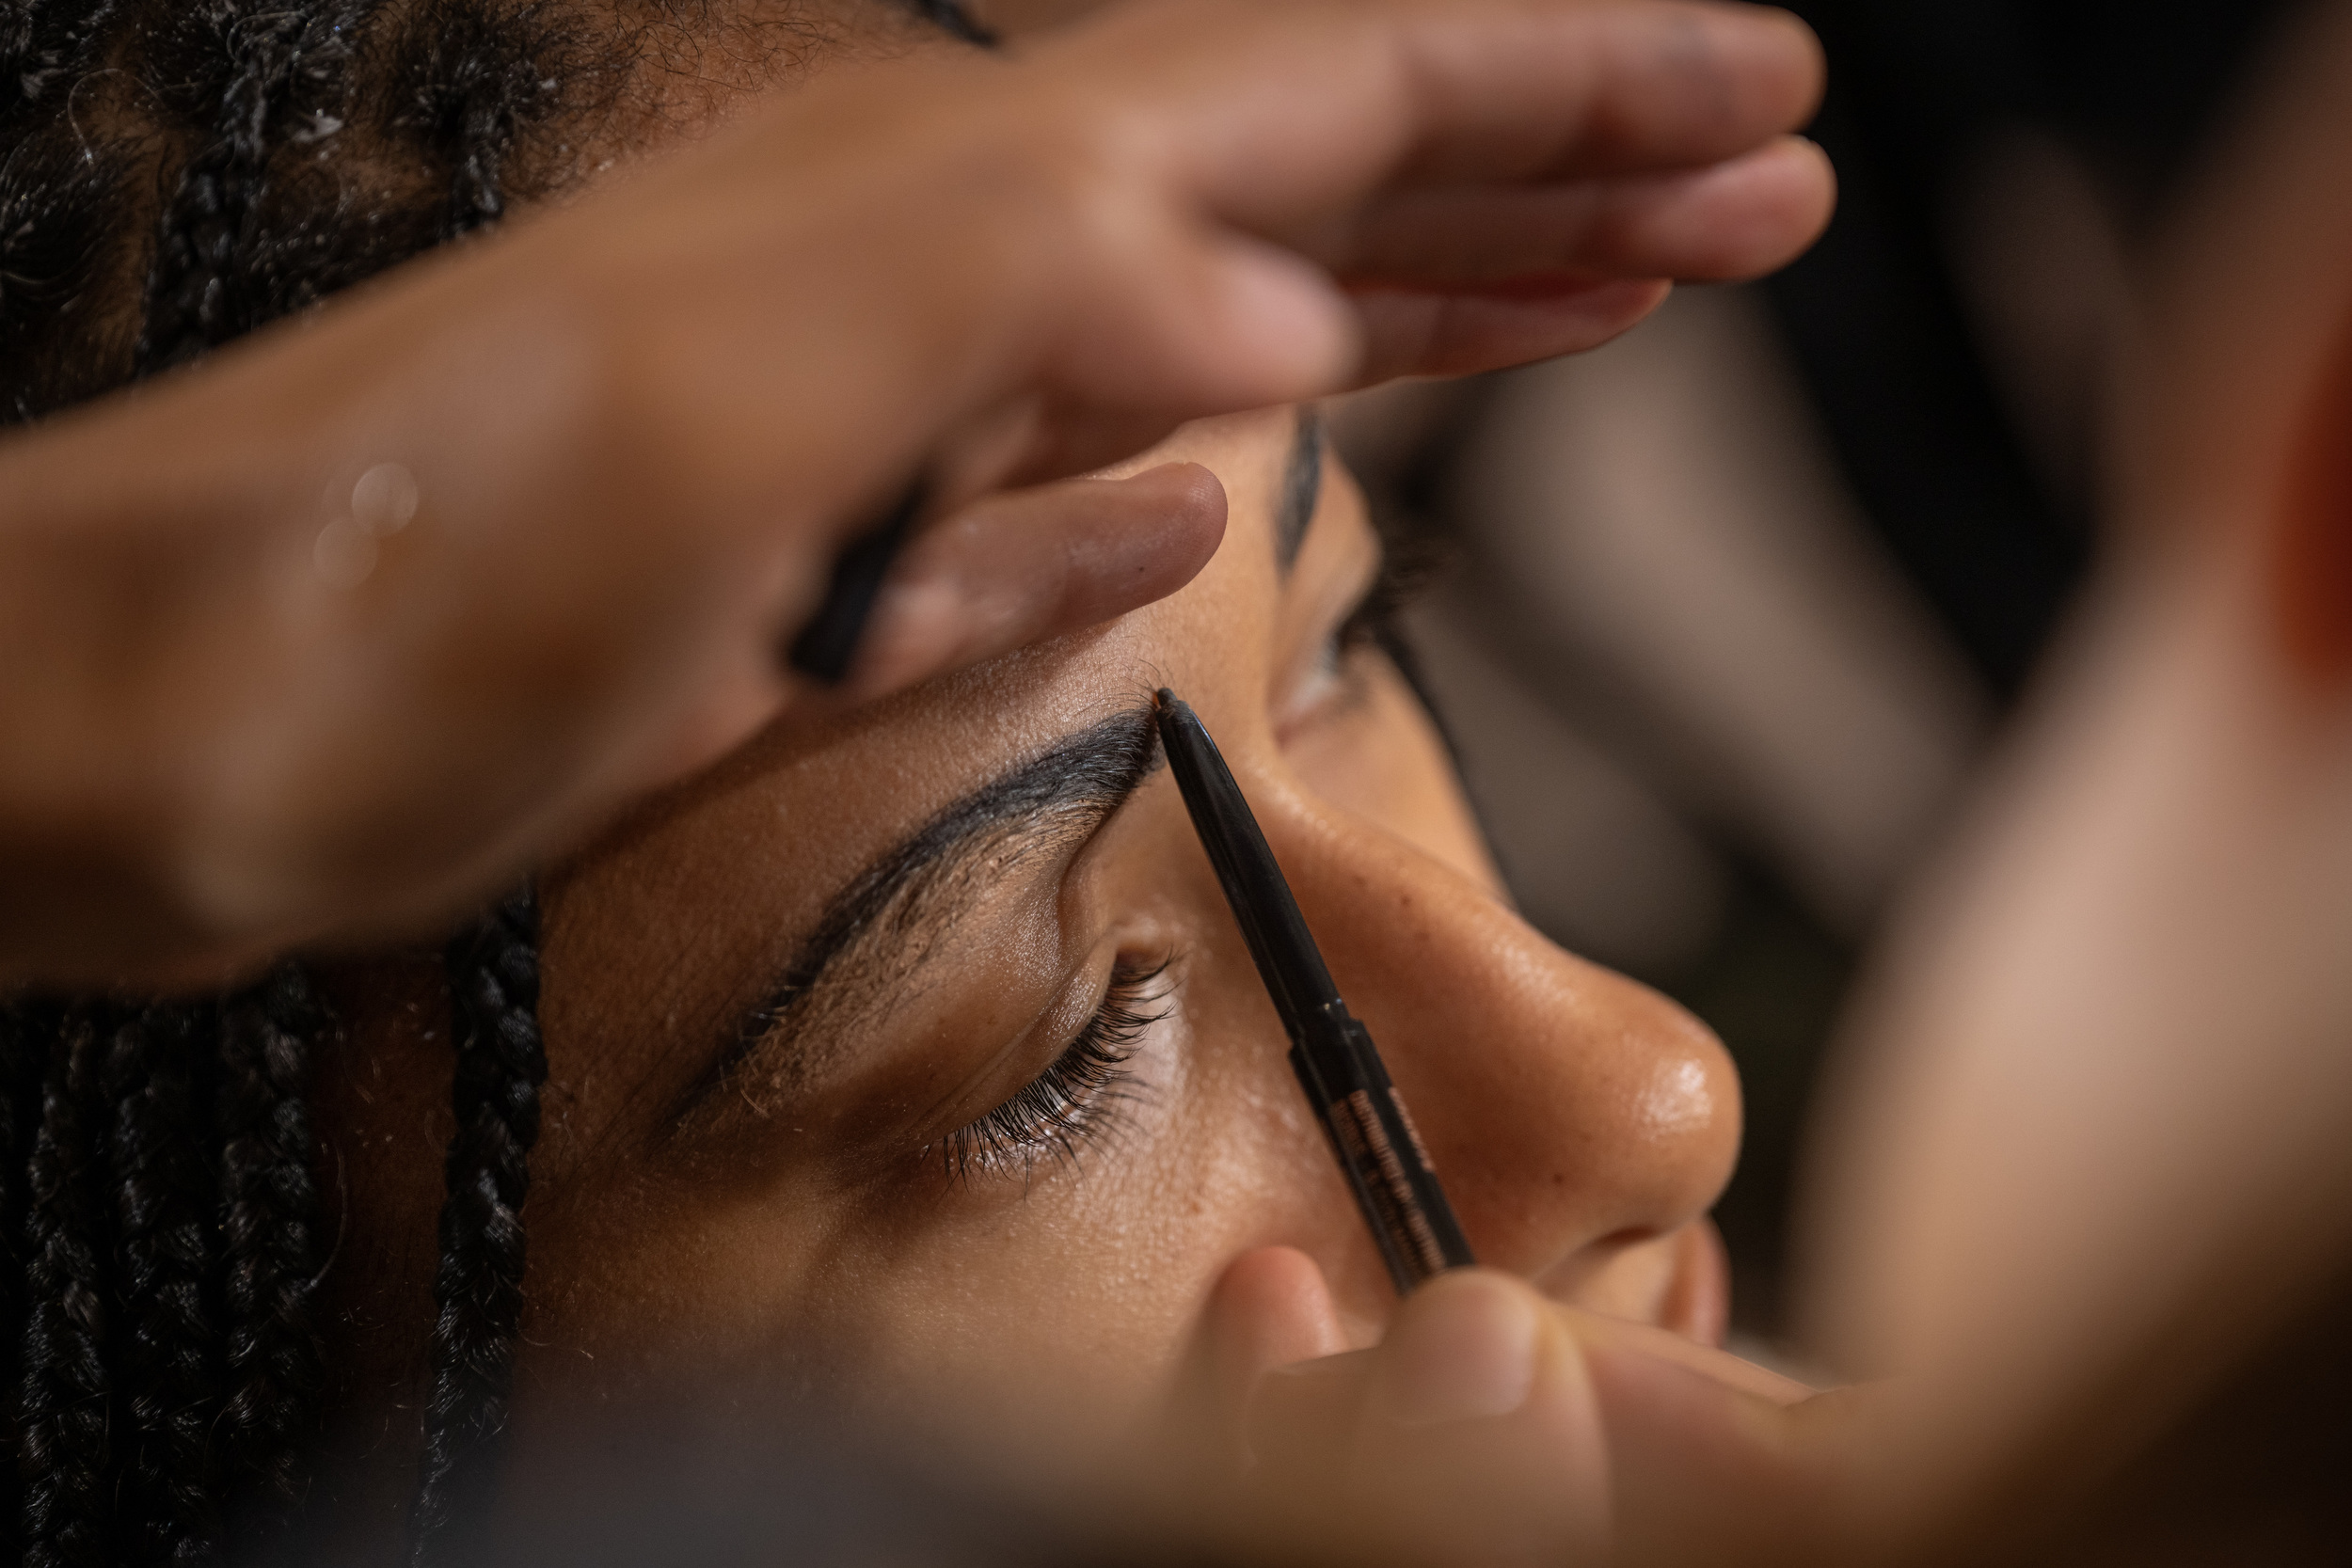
[0,0,1831,988]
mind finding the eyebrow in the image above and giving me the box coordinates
[674,705,1164,1125]
[1275,403,1326,571]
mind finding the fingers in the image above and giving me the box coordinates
[1363,1272,1546,1427]
[1327,133,1833,380]
[1029,0,1831,408]
[604,464,1227,874]
[1349,277,1675,382]
[1040,221,1366,416]
[1105,0,1826,221]
[1376,2,1826,183]
[1202,1246,1354,1447]
[1567,1309,1814,1408]
[1238,1271,1613,1563]
[838,462,1228,699]
[1204,1253,1845,1565]
[1351,1275,1613,1563]
[1581,1336,1861,1568]
[1327,136,1836,286]
[1597,135,1837,281]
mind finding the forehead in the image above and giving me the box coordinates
[1094,409,1295,499]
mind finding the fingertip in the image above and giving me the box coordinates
[1146,458,1229,519]
[1351,276,1673,381]
[839,461,1230,696]
[1356,1272,1612,1540]
[1690,1,1826,138]
[1120,460,1230,572]
[1754,6,1829,121]
[1645,135,1836,281]
[1745,134,1838,270]
[1205,1246,1352,1464]
[1209,1245,1350,1371]
[1772,132,1840,239]
[1057,461,1228,619]
[1375,1269,1545,1427]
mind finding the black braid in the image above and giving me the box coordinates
[0,2,47,119]
[215,968,330,1524]
[0,995,57,1568]
[1,0,124,122]
[19,1006,115,1568]
[105,1001,230,1563]
[8,974,334,1567]
[135,0,376,374]
[0,72,137,420]
[410,885,548,1564]
[393,1,574,243]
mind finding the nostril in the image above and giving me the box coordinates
[1591,1225,1665,1251]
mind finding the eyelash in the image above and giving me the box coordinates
[936,957,1172,1185]
[1331,529,1443,671]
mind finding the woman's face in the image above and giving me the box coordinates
[318,407,1740,1461]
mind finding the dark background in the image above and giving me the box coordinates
[1347,0,2310,1342]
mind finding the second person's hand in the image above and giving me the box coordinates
[0,0,1833,986]
[1198,1246,1870,1568]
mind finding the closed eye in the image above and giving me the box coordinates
[933,956,1172,1185]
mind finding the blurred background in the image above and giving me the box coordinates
[1332,0,2311,1344]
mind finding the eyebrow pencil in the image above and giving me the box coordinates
[1153,689,1476,1292]
[787,477,927,682]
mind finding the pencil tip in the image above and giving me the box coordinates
[1152,687,1178,714]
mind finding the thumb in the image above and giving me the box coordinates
[840,461,1229,700]
[1200,1245,1353,1464]
[1572,1315,1873,1568]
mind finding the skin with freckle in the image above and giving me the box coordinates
[309,405,1740,1547]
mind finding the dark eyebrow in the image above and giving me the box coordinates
[1275,403,1326,572]
[674,705,1164,1124]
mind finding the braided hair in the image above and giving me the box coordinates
[1,0,992,1560]
[215,969,333,1523]
[410,890,547,1563]
[17,1006,111,1568]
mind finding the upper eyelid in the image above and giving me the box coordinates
[935,956,1172,1182]
[670,708,1166,1133]
[708,809,1107,1119]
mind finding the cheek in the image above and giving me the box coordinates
[798,998,1347,1422]
[509,990,1334,1434]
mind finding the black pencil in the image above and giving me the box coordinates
[1153,689,1476,1292]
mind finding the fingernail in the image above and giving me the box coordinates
[1376,1274,1540,1427]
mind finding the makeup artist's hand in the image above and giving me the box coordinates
[0,0,1832,987]
[1200,1249,1878,1568]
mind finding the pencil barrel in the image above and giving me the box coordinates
[1295,1007,1478,1291]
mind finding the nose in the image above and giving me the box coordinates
[1256,776,1741,1312]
